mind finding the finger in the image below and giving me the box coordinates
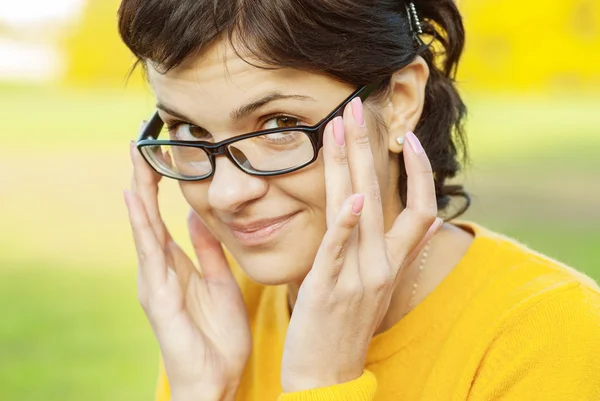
[187,209,236,284]
[164,240,197,293]
[124,189,168,290]
[130,122,172,248]
[323,117,353,228]
[385,131,438,270]
[311,194,364,281]
[404,218,442,269]
[343,98,385,245]
[130,125,194,289]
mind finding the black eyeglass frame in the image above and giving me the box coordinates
[136,82,381,181]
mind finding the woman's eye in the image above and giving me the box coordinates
[167,123,211,141]
[263,116,301,130]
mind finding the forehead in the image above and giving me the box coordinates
[146,39,351,118]
[148,40,271,93]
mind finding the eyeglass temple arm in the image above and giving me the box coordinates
[138,111,165,141]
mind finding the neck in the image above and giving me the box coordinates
[285,233,435,334]
[285,223,473,335]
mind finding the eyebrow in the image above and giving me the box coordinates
[156,91,315,125]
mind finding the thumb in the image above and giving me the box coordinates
[187,209,235,283]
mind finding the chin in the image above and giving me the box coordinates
[217,211,325,286]
[227,242,317,286]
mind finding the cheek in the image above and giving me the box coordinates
[179,181,211,215]
[288,154,327,216]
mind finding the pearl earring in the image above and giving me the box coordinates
[396,136,405,149]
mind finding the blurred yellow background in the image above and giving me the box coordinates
[0,1,599,400]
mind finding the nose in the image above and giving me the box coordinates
[207,156,268,214]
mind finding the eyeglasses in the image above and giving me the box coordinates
[136,82,380,181]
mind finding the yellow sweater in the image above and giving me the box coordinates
[155,222,600,400]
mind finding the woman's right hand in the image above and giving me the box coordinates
[124,139,252,401]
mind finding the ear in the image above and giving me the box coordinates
[384,56,430,154]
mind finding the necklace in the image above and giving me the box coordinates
[286,242,432,317]
[405,241,430,315]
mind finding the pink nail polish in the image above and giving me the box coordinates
[351,97,365,126]
[352,194,365,215]
[333,117,345,146]
[405,131,425,154]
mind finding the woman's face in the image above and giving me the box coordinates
[148,40,406,286]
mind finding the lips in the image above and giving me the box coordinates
[226,212,297,246]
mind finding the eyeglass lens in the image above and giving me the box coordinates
[141,130,315,179]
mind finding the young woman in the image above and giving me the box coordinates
[119,1,600,400]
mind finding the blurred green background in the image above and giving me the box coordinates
[0,1,599,400]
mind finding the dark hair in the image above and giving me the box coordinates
[118,0,470,219]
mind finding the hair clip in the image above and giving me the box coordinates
[405,2,423,35]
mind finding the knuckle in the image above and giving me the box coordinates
[325,239,347,263]
[339,213,358,230]
[147,285,171,314]
[331,146,348,165]
[368,181,382,204]
[137,246,162,266]
[137,248,151,265]
[323,234,350,267]
[338,279,364,300]
[413,205,438,226]
[353,129,371,149]
[366,270,394,294]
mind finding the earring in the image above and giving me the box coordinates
[396,136,405,151]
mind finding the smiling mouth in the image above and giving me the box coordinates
[227,213,298,247]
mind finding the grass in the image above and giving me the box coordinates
[0,264,157,401]
[1,85,599,400]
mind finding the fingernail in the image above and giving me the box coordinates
[139,120,147,133]
[333,117,345,147]
[351,97,365,127]
[405,131,424,154]
[430,217,443,234]
[423,218,443,242]
[352,194,365,215]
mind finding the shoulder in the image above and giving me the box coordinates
[457,221,600,334]
[467,282,600,399]
[455,222,600,399]
[455,221,600,302]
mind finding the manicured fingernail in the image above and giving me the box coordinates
[405,131,424,154]
[352,194,365,215]
[333,117,345,147]
[429,217,443,235]
[351,97,365,127]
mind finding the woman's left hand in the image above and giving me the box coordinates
[280,97,442,392]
